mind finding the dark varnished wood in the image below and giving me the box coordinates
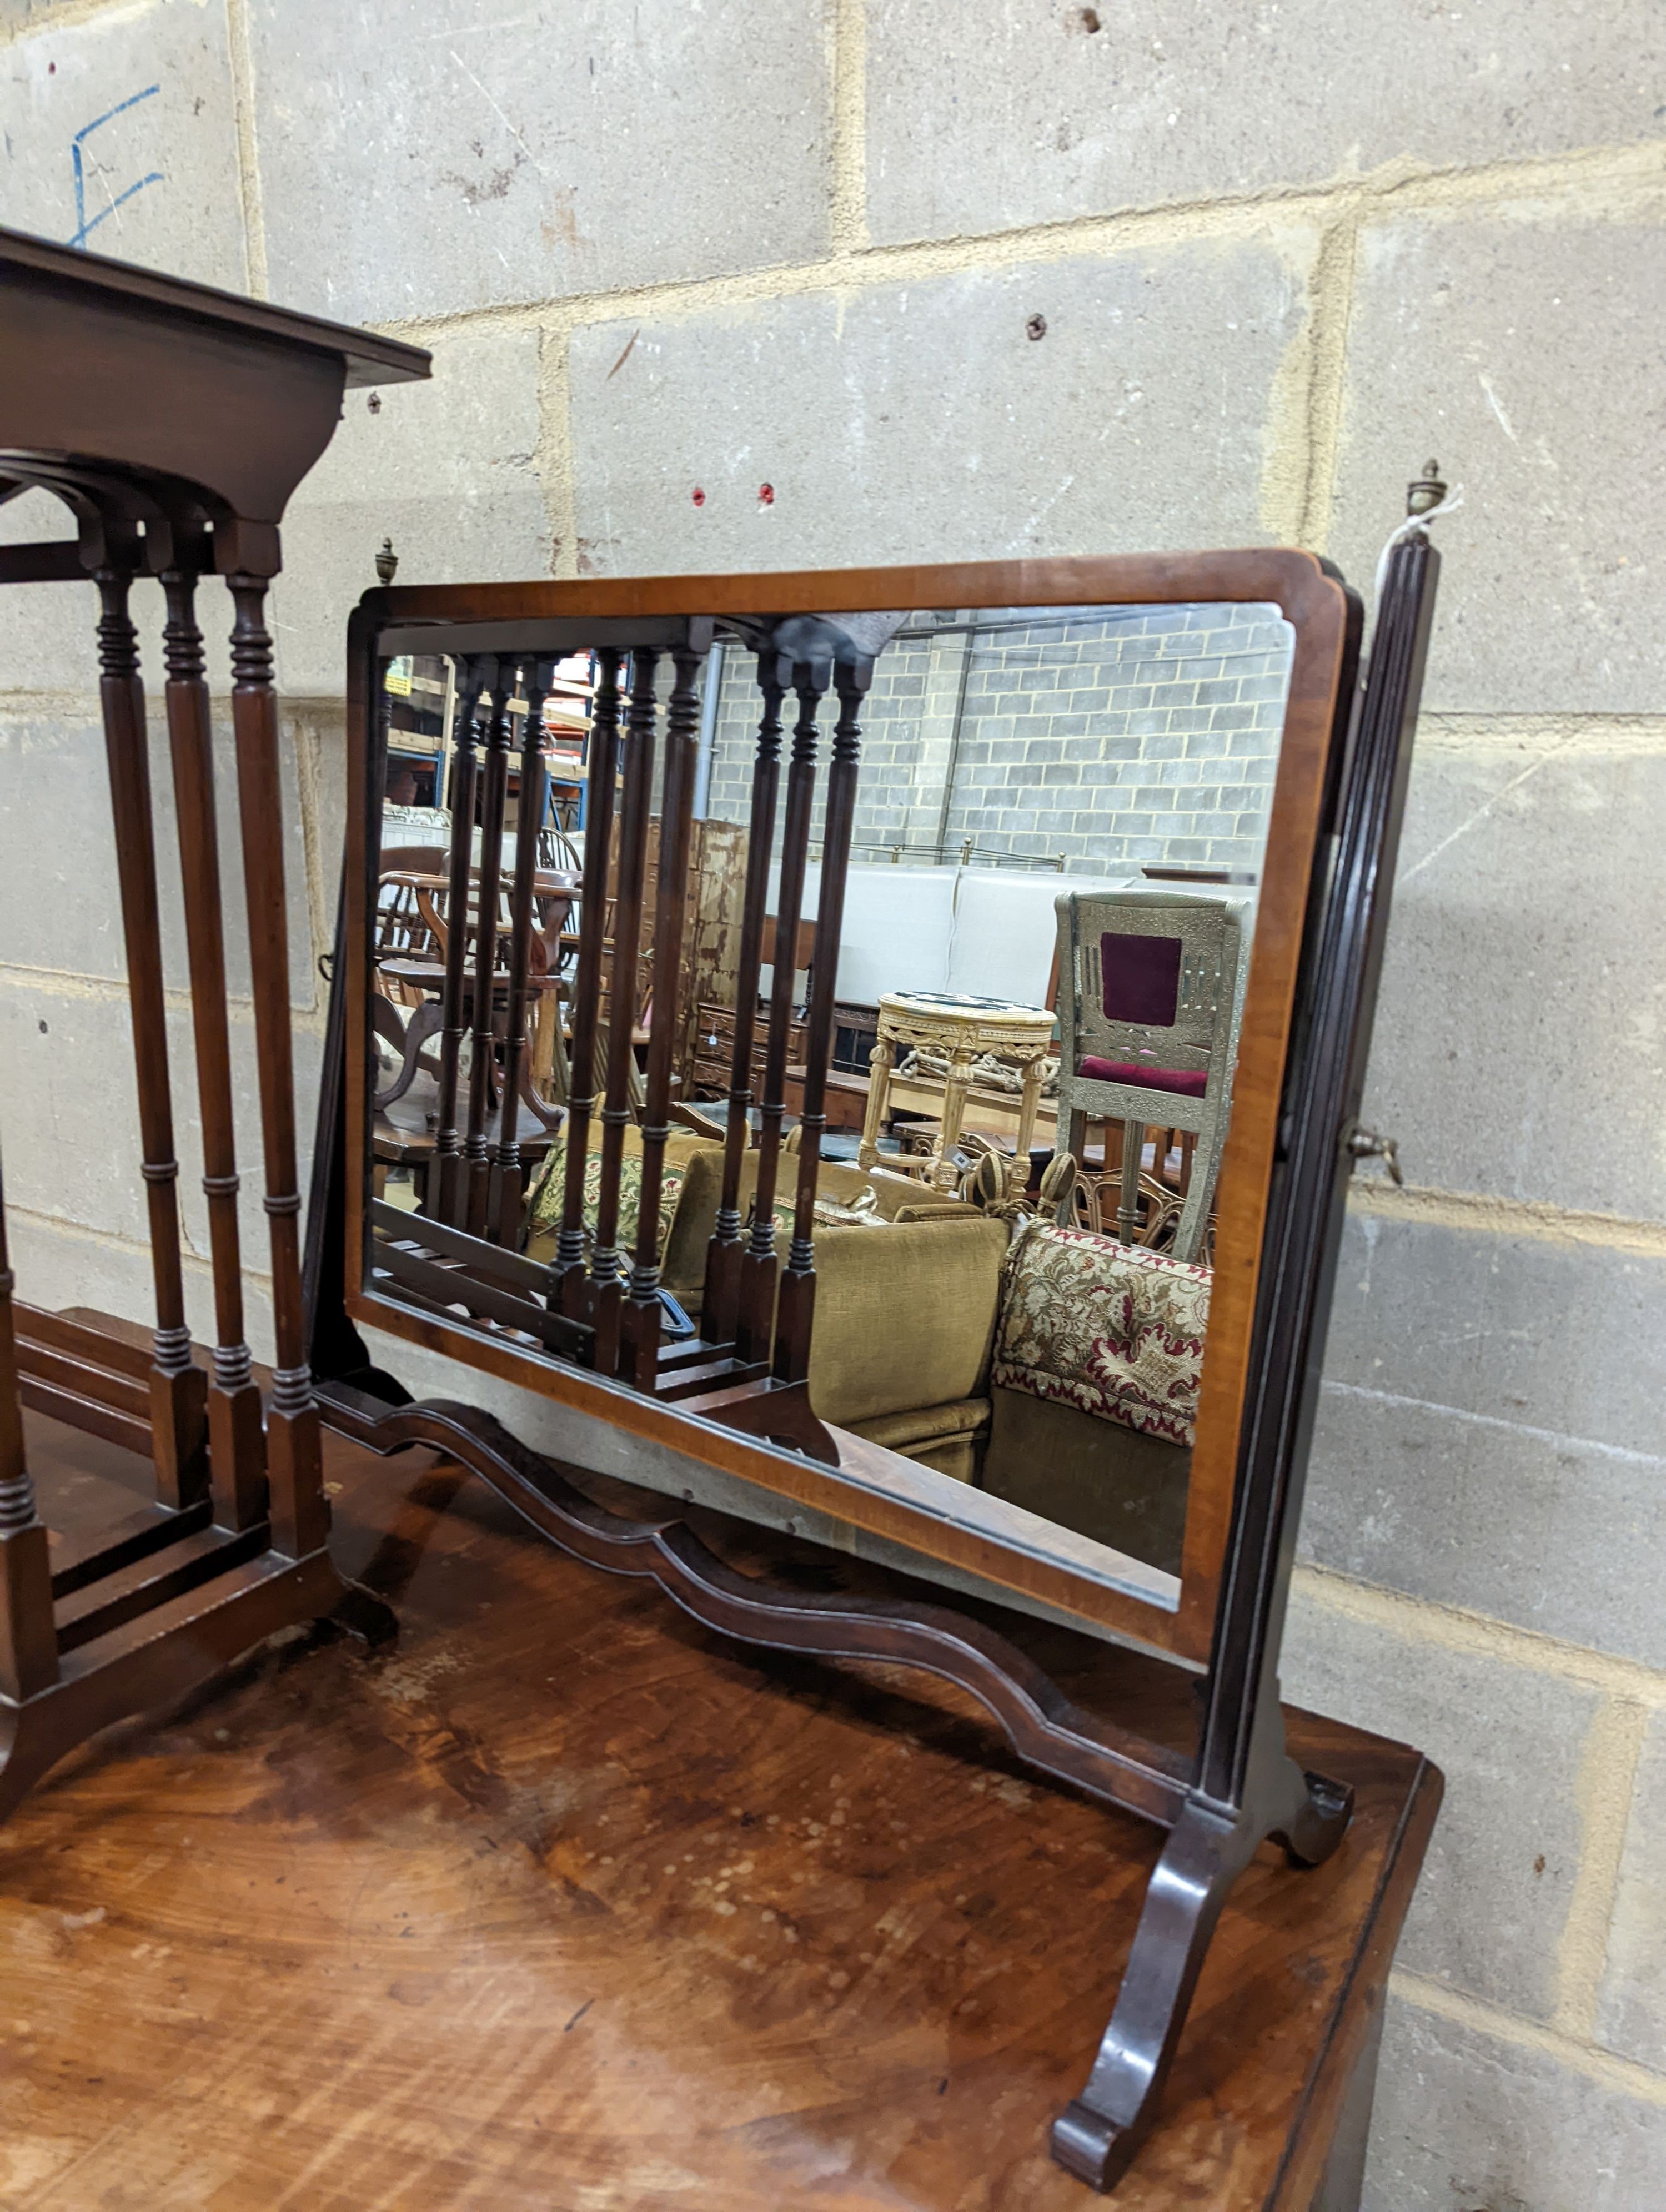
[429,661,487,1225]
[621,645,703,1389]
[325,1381,1193,1827]
[736,650,822,1365]
[1052,530,1436,2190]
[775,656,869,1384]
[586,648,659,1371]
[555,647,624,1317]
[160,561,267,1531]
[227,575,327,1563]
[489,661,556,1244]
[0,224,421,1825]
[95,559,209,1512]
[702,654,786,1341]
[0,1411,1438,2208]
[462,661,514,1239]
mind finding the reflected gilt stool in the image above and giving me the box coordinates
[857,991,1057,1194]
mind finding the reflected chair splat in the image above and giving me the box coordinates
[1054,890,1252,1261]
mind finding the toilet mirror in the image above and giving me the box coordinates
[332,555,1357,1660]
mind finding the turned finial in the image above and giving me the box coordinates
[1407,461,1446,517]
[374,536,398,585]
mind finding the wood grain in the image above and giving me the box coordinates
[0,1410,1436,2211]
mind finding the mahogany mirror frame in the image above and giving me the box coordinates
[334,551,1360,1667]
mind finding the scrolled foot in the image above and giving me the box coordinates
[1050,2099,1137,2193]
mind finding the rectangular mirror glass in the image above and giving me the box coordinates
[343,560,1348,1656]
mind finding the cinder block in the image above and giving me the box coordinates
[1320,1202,1666,1457]
[274,327,551,697]
[1282,1577,1602,2019]
[1596,1708,1666,2071]
[0,487,224,701]
[248,0,830,321]
[1305,1382,1666,1670]
[4,1204,280,1367]
[1363,733,1666,1219]
[0,705,315,1009]
[863,1,1666,246]
[1363,1990,1666,2212]
[568,240,1313,573]
[0,0,248,288]
[0,980,324,1272]
[1309,1212,1664,1672]
[1328,212,1666,711]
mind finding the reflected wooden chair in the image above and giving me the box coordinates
[1052,890,1251,1263]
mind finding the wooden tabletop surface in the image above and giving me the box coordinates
[0,1406,1437,2210]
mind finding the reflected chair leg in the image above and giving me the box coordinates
[1118,1116,1144,1244]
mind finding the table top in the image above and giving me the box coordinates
[1,223,429,391]
[4,1387,1437,2211]
[382,868,580,896]
[879,989,1057,1033]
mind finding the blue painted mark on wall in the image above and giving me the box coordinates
[69,84,163,250]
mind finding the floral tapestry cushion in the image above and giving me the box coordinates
[523,1139,684,1262]
[992,1221,1211,1447]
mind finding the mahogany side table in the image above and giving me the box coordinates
[0,225,428,1816]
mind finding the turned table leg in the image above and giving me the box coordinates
[856,1031,894,1174]
[930,1050,975,1192]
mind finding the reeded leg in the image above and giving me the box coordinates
[929,1050,973,1192]
[1013,1055,1045,1199]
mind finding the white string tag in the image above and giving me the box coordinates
[1374,486,1464,600]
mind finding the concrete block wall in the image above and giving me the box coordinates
[705,602,1291,874]
[3,4,1663,2200]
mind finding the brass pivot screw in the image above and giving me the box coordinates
[1347,1125,1404,1185]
